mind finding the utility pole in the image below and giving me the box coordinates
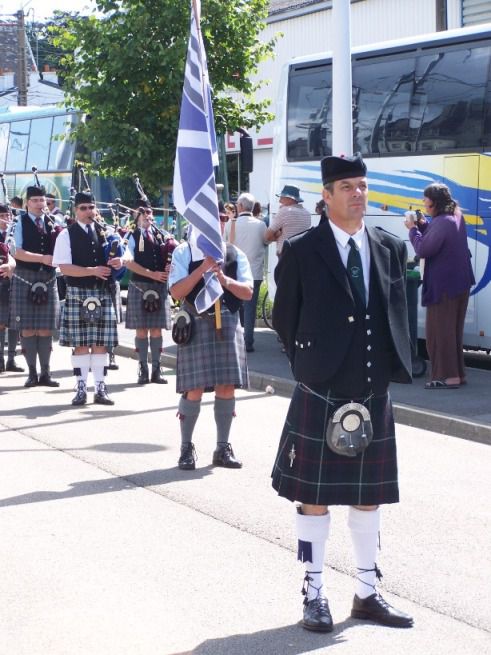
[16,10,28,106]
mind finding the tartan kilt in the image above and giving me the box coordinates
[176,308,249,393]
[8,268,60,331]
[59,285,118,348]
[125,280,171,330]
[271,384,399,506]
[0,279,10,325]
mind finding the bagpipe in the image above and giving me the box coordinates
[31,166,64,249]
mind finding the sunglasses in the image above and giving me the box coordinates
[78,204,96,211]
[140,208,152,215]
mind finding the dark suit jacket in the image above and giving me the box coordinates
[272,221,412,386]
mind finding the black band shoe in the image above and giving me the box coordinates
[6,359,24,372]
[178,443,197,470]
[151,367,168,384]
[72,381,88,406]
[351,593,413,628]
[137,363,149,385]
[24,367,38,387]
[38,372,60,387]
[302,596,333,632]
[94,382,114,405]
[212,443,242,468]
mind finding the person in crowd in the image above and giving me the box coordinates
[45,193,64,220]
[252,201,263,220]
[224,192,267,352]
[52,191,123,405]
[224,202,237,223]
[169,218,253,471]
[265,184,311,257]
[0,204,22,373]
[10,186,60,387]
[124,205,171,384]
[405,182,475,389]
[9,196,23,216]
[315,198,328,225]
[271,153,413,632]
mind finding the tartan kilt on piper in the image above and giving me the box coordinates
[176,307,249,393]
[9,267,60,330]
[59,285,118,348]
[271,383,399,506]
[0,278,10,324]
[125,280,171,330]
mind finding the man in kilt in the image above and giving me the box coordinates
[271,154,414,631]
[0,204,23,373]
[52,192,123,406]
[124,206,171,384]
[9,186,60,387]
[169,239,253,470]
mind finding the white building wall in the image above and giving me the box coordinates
[246,0,437,201]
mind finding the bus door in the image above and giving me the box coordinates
[443,155,480,347]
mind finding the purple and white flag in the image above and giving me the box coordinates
[173,0,223,312]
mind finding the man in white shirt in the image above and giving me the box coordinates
[224,192,267,352]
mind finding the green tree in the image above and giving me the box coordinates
[49,0,276,193]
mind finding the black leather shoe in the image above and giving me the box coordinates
[107,353,119,370]
[178,442,197,470]
[351,593,413,628]
[24,366,38,387]
[94,382,114,405]
[0,358,4,373]
[38,371,60,387]
[302,596,333,632]
[72,381,88,406]
[245,345,254,353]
[212,443,242,468]
[151,367,168,384]
[6,359,24,372]
[137,363,149,385]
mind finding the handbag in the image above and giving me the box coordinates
[325,401,373,457]
[142,288,161,313]
[80,296,103,324]
[172,307,194,345]
[29,281,49,305]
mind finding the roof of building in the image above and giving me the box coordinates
[269,0,325,16]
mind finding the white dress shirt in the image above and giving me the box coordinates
[329,219,370,302]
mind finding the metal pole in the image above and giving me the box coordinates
[16,10,28,106]
[331,0,353,156]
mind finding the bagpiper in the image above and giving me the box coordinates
[0,204,22,373]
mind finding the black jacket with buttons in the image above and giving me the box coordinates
[272,220,412,387]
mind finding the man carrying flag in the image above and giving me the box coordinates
[170,0,253,471]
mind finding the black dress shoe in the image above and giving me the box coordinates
[245,345,254,353]
[151,367,168,384]
[137,363,149,385]
[351,593,413,628]
[94,382,114,405]
[178,442,197,470]
[6,359,24,372]
[38,372,60,387]
[72,381,88,406]
[24,367,38,387]
[302,596,333,632]
[212,443,242,468]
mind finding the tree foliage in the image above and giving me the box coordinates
[49,0,276,192]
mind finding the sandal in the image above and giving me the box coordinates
[424,380,460,390]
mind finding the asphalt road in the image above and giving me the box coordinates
[0,347,490,654]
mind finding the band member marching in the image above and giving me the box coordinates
[124,205,173,384]
[0,203,22,373]
[9,185,60,387]
[52,191,123,406]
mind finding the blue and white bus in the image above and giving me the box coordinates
[269,23,491,350]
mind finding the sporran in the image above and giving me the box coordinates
[325,401,373,457]
[80,296,103,324]
[172,307,194,345]
[29,281,49,305]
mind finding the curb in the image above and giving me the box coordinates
[115,344,491,447]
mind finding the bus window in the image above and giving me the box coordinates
[27,116,52,170]
[352,55,415,155]
[412,45,490,151]
[0,123,9,170]
[48,114,76,171]
[287,64,332,161]
[6,120,29,171]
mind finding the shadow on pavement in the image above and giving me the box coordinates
[0,441,167,454]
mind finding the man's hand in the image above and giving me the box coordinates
[41,254,53,266]
[92,265,112,279]
[107,257,123,270]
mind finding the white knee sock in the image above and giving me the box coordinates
[296,510,331,601]
[90,353,108,385]
[348,506,381,599]
[71,353,91,383]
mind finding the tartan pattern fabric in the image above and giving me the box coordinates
[176,309,248,393]
[0,279,10,324]
[59,285,118,348]
[9,268,60,330]
[125,280,171,330]
[271,384,399,506]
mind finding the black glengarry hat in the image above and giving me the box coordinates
[26,185,46,199]
[321,152,367,185]
[74,191,95,206]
